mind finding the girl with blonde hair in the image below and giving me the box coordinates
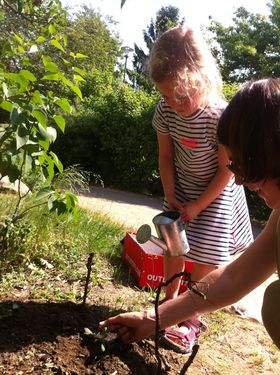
[146,24,253,353]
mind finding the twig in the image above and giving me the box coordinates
[154,283,164,374]
[82,252,94,306]
[153,271,208,374]
[141,340,170,371]
[179,344,200,375]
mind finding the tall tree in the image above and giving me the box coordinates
[131,5,184,90]
[208,0,280,82]
[65,5,122,73]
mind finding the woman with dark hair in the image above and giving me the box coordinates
[100,78,280,349]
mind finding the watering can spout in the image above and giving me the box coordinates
[136,224,168,252]
[136,211,190,257]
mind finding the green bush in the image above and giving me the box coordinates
[54,70,162,194]
[245,189,272,223]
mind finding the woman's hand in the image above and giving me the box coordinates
[99,310,156,344]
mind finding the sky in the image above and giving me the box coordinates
[61,0,270,57]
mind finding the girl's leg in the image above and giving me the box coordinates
[164,255,185,300]
[191,262,218,282]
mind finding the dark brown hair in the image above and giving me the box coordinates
[218,78,280,182]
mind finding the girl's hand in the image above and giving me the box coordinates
[180,201,202,222]
[166,196,183,211]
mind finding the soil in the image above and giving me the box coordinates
[1,275,280,375]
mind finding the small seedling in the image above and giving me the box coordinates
[83,326,117,352]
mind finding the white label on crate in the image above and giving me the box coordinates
[147,273,188,287]
[147,274,165,283]
[124,253,141,277]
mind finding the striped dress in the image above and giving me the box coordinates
[153,99,253,265]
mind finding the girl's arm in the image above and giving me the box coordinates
[196,144,232,211]
[181,144,232,221]
[157,131,182,210]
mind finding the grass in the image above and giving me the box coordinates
[0,191,127,300]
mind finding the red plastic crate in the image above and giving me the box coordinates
[122,232,194,290]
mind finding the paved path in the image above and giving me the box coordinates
[78,186,163,236]
[78,185,277,323]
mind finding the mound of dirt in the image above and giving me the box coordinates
[1,279,280,375]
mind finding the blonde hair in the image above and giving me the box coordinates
[149,25,222,106]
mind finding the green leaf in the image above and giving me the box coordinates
[48,24,56,35]
[73,74,85,83]
[54,98,71,113]
[35,186,56,201]
[76,53,88,59]
[38,139,50,151]
[50,151,63,173]
[42,56,58,72]
[65,192,78,209]
[24,154,33,173]
[31,90,44,106]
[0,101,13,112]
[10,108,27,127]
[20,57,32,66]
[14,33,23,45]
[42,74,59,81]
[61,76,72,88]
[45,155,55,180]
[36,36,46,43]
[32,110,47,127]
[6,73,28,92]
[72,67,86,76]
[45,62,58,73]
[18,46,25,54]
[53,115,65,132]
[16,125,29,150]
[50,40,65,52]
[61,75,82,98]
[20,70,36,82]
[70,84,82,100]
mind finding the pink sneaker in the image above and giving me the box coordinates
[159,318,207,354]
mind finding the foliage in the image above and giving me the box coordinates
[53,69,162,194]
[222,82,241,102]
[245,189,272,223]
[65,5,122,74]
[208,0,280,82]
[0,0,86,229]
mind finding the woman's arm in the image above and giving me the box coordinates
[100,210,279,343]
[159,210,278,327]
